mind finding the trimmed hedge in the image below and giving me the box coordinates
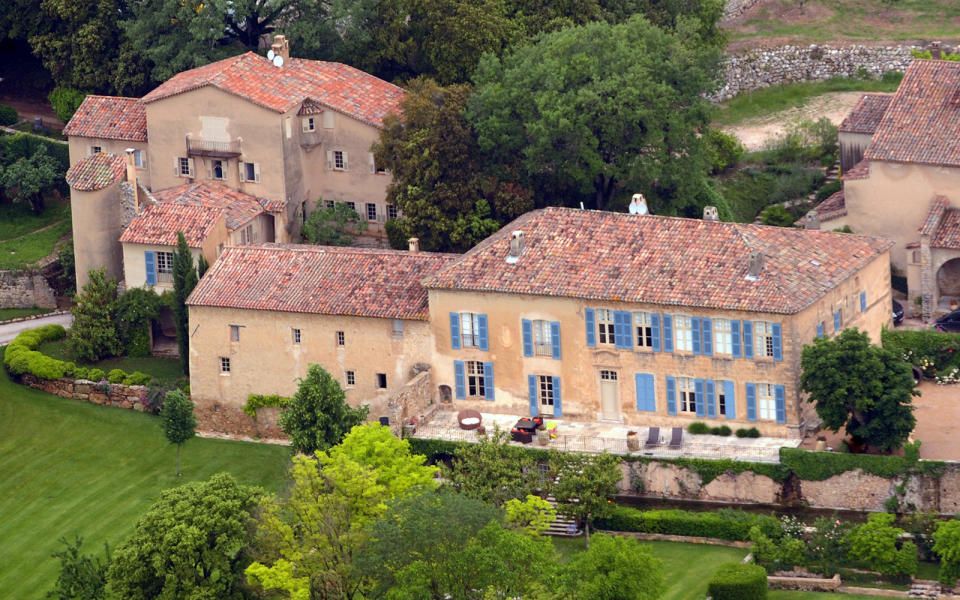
[242,394,290,417]
[780,447,946,481]
[708,563,767,600]
[594,505,781,541]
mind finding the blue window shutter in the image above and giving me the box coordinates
[746,383,757,422]
[834,311,840,332]
[651,314,661,352]
[521,319,533,357]
[449,313,461,350]
[613,312,625,348]
[775,384,786,424]
[731,320,742,358]
[772,322,783,362]
[553,376,562,417]
[635,373,655,412]
[860,291,867,312]
[692,318,702,355]
[743,320,754,359]
[706,379,716,418]
[454,361,465,399]
[585,308,596,347]
[614,311,632,348]
[695,378,705,417]
[483,362,494,401]
[622,312,633,348]
[477,315,489,351]
[550,321,561,359]
[816,323,824,339]
[666,376,677,415]
[702,318,713,356]
[528,375,538,416]
[663,314,673,353]
[724,381,736,419]
[144,251,156,286]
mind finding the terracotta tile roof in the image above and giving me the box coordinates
[65,153,126,191]
[187,245,457,320]
[424,207,893,315]
[838,93,893,134]
[866,60,960,168]
[797,190,846,226]
[120,182,270,246]
[920,196,950,236]
[843,158,871,180]
[932,208,960,249]
[62,96,147,141]
[142,52,405,127]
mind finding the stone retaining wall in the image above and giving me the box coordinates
[21,373,150,410]
[722,0,762,22]
[768,573,842,592]
[0,270,57,309]
[601,530,751,548]
[713,44,917,102]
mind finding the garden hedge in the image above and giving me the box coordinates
[594,505,781,541]
[708,563,768,600]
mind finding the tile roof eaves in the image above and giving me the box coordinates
[144,81,293,113]
[312,100,387,129]
[185,298,429,320]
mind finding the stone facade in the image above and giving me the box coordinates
[0,270,57,309]
[713,45,916,102]
[20,374,151,411]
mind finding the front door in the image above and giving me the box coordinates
[600,370,619,420]
[539,375,555,417]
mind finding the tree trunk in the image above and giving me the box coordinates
[584,514,591,549]
[593,174,618,211]
[175,443,181,476]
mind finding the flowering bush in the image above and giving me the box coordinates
[884,329,960,380]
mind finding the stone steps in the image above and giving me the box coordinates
[544,494,581,537]
[909,583,941,599]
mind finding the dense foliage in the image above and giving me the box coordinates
[933,520,960,585]
[160,389,196,475]
[559,533,665,600]
[280,364,369,454]
[0,104,17,126]
[801,328,917,452]
[882,327,960,382]
[301,202,368,245]
[46,535,109,600]
[847,513,918,577]
[172,232,198,376]
[707,563,768,600]
[596,505,782,541]
[445,428,539,506]
[47,87,87,122]
[549,451,621,547]
[67,268,122,362]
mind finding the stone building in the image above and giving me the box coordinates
[424,207,893,438]
[186,244,455,420]
[64,35,404,287]
[811,59,960,320]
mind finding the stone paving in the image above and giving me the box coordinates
[412,410,800,463]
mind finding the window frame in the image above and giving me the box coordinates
[346,201,357,214]
[336,331,345,346]
[537,374,555,408]
[387,204,398,220]
[376,373,387,389]
[229,325,240,342]
[366,202,377,221]
[243,161,257,182]
[211,159,225,180]
[532,319,553,356]
[133,149,144,168]
[674,315,693,352]
[755,321,775,358]
[292,328,301,344]
[346,370,355,386]
[677,376,696,413]
[718,387,727,416]
[757,383,776,421]
[713,318,732,355]
[178,157,191,176]
[219,357,231,373]
[633,311,654,349]
[465,360,486,398]
[460,312,482,348]
[392,319,404,338]
[333,150,345,170]
[596,309,615,345]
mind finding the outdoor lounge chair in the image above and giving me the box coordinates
[645,427,660,448]
[668,427,683,449]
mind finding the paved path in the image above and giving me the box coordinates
[0,313,72,344]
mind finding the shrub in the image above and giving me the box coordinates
[108,368,126,383]
[48,87,87,123]
[0,103,18,126]
[711,425,733,436]
[688,421,710,434]
[750,525,807,571]
[595,505,781,541]
[707,129,744,173]
[3,325,70,380]
[847,513,918,577]
[815,180,841,202]
[882,328,960,379]
[242,394,290,417]
[86,368,105,382]
[73,366,90,380]
[708,563,767,600]
[736,427,761,438]
[760,204,795,227]
[123,371,152,386]
[385,218,409,250]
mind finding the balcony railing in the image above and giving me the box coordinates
[186,137,242,158]
[157,271,173,285]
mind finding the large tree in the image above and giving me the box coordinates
[107,473,263,599]
[172,231,198,376]
[469,15,721,214]
[373,78,531,252]
[558,533,665,600]
[800,328,917,452]
[0,145,60,213]
[67,268,122,362]
[280,364,369,455]
[446,428,538,506]
[549,451,621,548]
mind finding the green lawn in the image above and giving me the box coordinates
[37,338,185,386]
[0,307,54,322]
[0,200,69,242]
[727,0,960,44]
[0,356,292,600]
[770,594,895,600]
[0,218,71,269]
[553,537,749,600]
[714,76,902,126]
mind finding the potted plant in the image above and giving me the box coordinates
[626,431,640,451]
[815,435,827,452]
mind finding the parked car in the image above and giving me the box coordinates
[893,299,904,326]
[935,308,960,332]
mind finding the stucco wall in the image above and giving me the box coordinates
[429,250,890,438]
[122,242,207,290]
[187,305,433,420]
[71,184,125,289]
[67,139,150,189]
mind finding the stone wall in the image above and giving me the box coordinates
[722,0,762,22]
[194,404,284,440]
[714,44,917,102]
[21,374,150,410]
[387,369,433,437]
[0,270,57,309]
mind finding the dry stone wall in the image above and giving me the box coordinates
[0,270,57,309]
[21,374,150,410]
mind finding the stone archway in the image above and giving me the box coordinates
[937,257,960,309]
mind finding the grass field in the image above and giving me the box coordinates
[37,338,185,386]
[0,354,292,600]
[727,0,960,44]
[715,76,902,126]
[0,307,53,322]
[0,217,71,269]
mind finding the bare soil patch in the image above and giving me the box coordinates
[910,380,960,461]
[0,97,62,128]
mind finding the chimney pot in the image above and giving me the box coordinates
[747,251,764,278]
[804,210,821,230]
[931,41,942,60]
[506,230,525,263]
[408,237,419,253]
[271,34,290,64]
[124,148,137,185]
[703,205,719,222]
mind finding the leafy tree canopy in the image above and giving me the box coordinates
[469,15,721,214]
[160,389,196,475]
[800,328,917,452]
[549,451,621,547]
[0,145,60,213]
[46,535,109,600]
[846,513,918,577]
[67,268,122,362]
[933,519,960,586]
[558,533,665,600]
[172,231,198,376]
[302,202,367,246]
[107,473,264,600]
[280,364,369,455]
[446,428,538,506]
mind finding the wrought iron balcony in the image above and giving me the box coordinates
[186,137,242,158]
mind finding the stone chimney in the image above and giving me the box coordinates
[271,34,290,63]
[408,237,419,253]
[747,251,764,278]
[804,210,820,230]
[702,205,719,222]
[931,41,942,60]
[506,230,524,263]
[124,148,137,184]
